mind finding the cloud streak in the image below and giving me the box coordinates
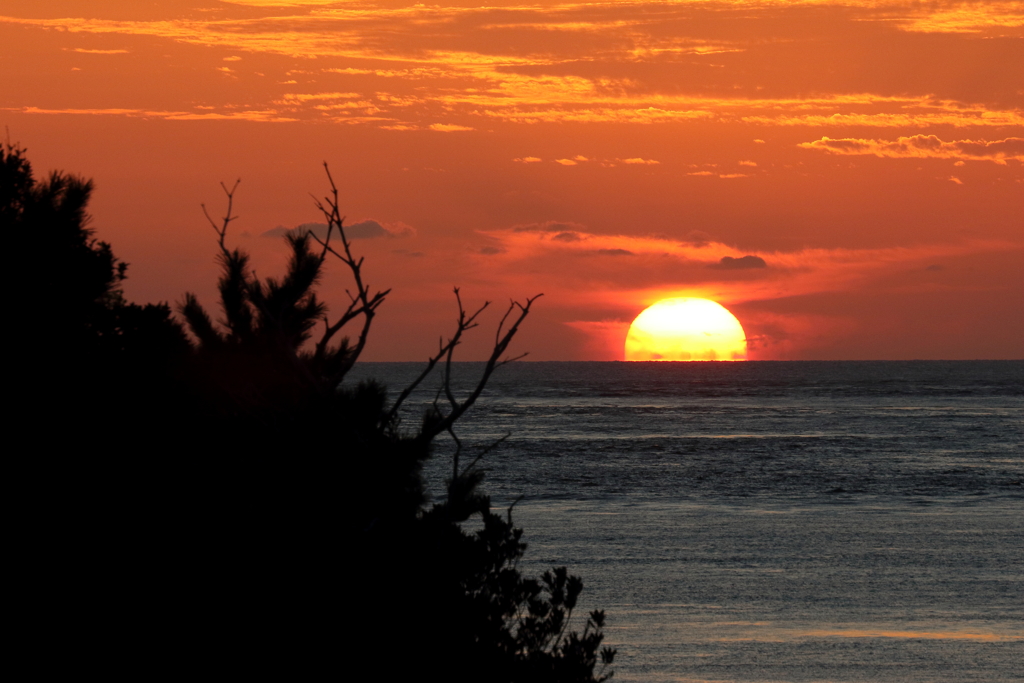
[263,220,415,240]
[713,255,768,269]
[4,106,299,122]
[799,135,1024,164]
[470,226,1017,312]
[4,4,1021,130]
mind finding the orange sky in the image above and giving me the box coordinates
[3,0,1022,360]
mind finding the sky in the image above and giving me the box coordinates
[3,0,1022,360]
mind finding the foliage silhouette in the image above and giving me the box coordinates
[4,145,614,681]
[2,139,188,423]
[180,169,614,681]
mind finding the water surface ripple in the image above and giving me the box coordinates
[347,361,1023,682]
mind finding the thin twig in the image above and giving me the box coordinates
[386,336,452,428]
[460,432,510,478]
[506,494,525,525]
[306,162,389,383]
[201,179,240,257]
[448,426,463,479]
[421,293,542,440]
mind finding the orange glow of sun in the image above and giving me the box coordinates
[625,297,747,361]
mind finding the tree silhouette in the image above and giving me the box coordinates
[4,146,614,681]
[179,168,614,681]
[2,139,188,424]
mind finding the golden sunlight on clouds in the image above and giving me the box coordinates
[222,1,342,5]
[67,48,130,54]
[800,136,1024,163]
[900,1,1024,33]
[4,4,1022,130]
[8,106,299,122]
[3,0,1021,360]
[429,123,475,132]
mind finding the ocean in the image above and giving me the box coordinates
[347,361,1024,682]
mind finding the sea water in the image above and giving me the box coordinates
[347,361,1024,682]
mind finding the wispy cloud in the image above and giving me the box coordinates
[453,223,1019,357]
[473,225,1015,306]
[263,219,415,240]
[66,48,129,54]
[429,123,475,132]
[5,5,1021,130]
[899,1,1024,33]
[799,135,1024,164]
[4,106,298,122]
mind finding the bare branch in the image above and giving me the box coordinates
[495,298,515,347]
[385,288,498,434]
[460,432,510,479]
[496,351,529,368]
[507,494,525,525]
[419,292,542,441]
[448,425,463,479]
[201,178,241,258]
[386,337,455,427]
[441,289,490,409]
[306,162,389,384]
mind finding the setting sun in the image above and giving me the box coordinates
[625,298,747,361]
